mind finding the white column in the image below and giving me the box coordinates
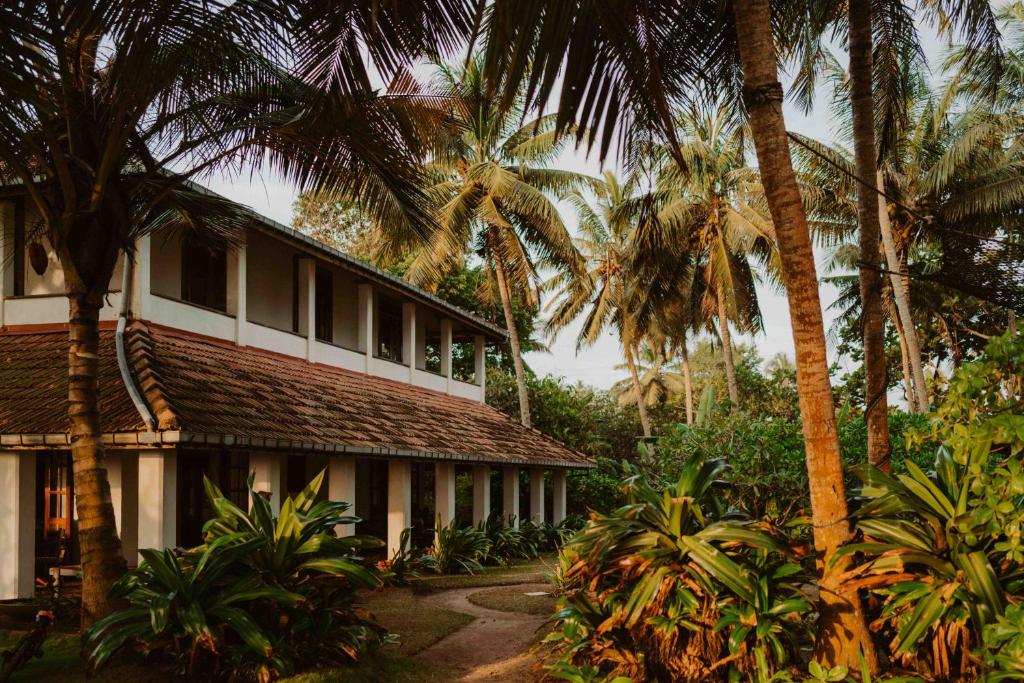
[474,334,486,400]
[108,452,139,564]
[472,464,491,526]
[235,244,247,346]
[134,234,153,319]
[0,452,35,599]
[552,469,567,524]
[434,461,456,527]
[298,258,316,360]
[502,466,520,527]
[250,451,281,514]
[137,450,177,556]
[328,456,357,537]
[440,319,453,394]
[529,468,545,524]
[402,302,416,380]
[358,283,373,372]
[387,459,412,557]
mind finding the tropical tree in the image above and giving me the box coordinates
[476,0,880,664]
[648,103,775,412]
[610,339,689,410]
[546,171,661,437]
[0,0,470,625]
[402,56,591,428]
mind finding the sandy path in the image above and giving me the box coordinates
[414,584,549,682]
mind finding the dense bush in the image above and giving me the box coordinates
[547,458,812,682]
[85,471,385,681]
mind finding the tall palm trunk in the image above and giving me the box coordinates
[491,247,532,427]
[623,340,653,439]
[680,337,694,426]
[69,295,127,627]
[896,316,915,408]
[731,0,878,669]
[849,0,891,470]
[876,172,928,413]
[716,288,740,410]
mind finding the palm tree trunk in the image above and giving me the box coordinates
[716,288,740,411]
[877,172,928,413]
[849,0,891,471]
[731,0,878,670]
[894,312,915,413]
[492,250,532,427]
[69,295,127,627]
[681,337,694,426]
[623,340,653,439]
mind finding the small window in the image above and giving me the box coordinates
[377,297,404,362]
[315,266,334,342]
[452,337,476,383]
[181,236,227,311]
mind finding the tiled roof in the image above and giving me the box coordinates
[0,324,591,468]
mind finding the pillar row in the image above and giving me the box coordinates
[472,465,491,526]
[329,456,357,537]
[0,452,35,599]
[138,450,177,558]
[552,469,567,524]
[387,459,412,557]
[435,462,456,527]
[502,466,520,527]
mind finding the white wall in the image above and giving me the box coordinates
[246,228,298,332]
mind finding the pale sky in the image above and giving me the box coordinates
[201,27,950,391]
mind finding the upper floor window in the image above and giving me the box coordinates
[377,297,403,362]
[315,266,333,343]
[181,237,227,311]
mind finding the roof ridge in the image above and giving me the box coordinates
[125,321,179,430]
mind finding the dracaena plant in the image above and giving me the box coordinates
[546,458,813,682]
[84,470,386,680]
[837,329,1024,681]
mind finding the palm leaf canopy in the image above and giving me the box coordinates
[0,0,460,296]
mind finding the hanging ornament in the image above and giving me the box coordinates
[28,241,48,276]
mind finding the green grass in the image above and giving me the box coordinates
[359,587,473,654]
[466,584,558,616]
[0,630,160,683]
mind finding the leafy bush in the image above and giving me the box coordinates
[85,471,385,681]
[839,329,1024,681]
[427,517,490,574]
[546,458,812,682]
[478,513,537,566]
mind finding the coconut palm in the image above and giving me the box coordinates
[545,171,664,437]
[401,56,591,428]
[476,2,880,662]
[610,340,688,410]
[648,104,776,412]
[0,0,469,625]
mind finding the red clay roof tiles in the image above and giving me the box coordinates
[0,323,590,468]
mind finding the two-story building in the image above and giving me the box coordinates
[0,185,591,600]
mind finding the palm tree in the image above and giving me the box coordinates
[546,171,660,437]
[0,0,469,625]
[478,0,880,663]
[610,340,688,410]
[649,104,775,412]
[402,57,591,428]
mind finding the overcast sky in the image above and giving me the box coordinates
[202,26,951,391]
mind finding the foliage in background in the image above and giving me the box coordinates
[84,472,385,680]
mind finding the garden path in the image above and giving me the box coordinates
[414,584,549,682]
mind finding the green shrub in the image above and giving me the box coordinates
[546,458,812,682]
[85,471,385,681]
[839,329,1024,681]
[427,517,490,574]
[478,513,537,566]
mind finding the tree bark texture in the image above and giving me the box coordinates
[716,287,740,411]
[624,340,653,439]
[491,247,532,427]
[69,296,127,627]
[848,0,892,470]
[681,337,694,426]
[731,0,878,669]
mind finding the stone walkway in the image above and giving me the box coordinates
[414,584,549,682]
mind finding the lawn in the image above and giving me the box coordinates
[466,584,558,616]
[407,553,559,591]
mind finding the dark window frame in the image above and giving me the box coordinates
[315,266,334,343]
[376,297,404,363]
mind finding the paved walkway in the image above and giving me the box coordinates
[414,584,549,682]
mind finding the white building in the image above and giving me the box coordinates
[0,187,590,600]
